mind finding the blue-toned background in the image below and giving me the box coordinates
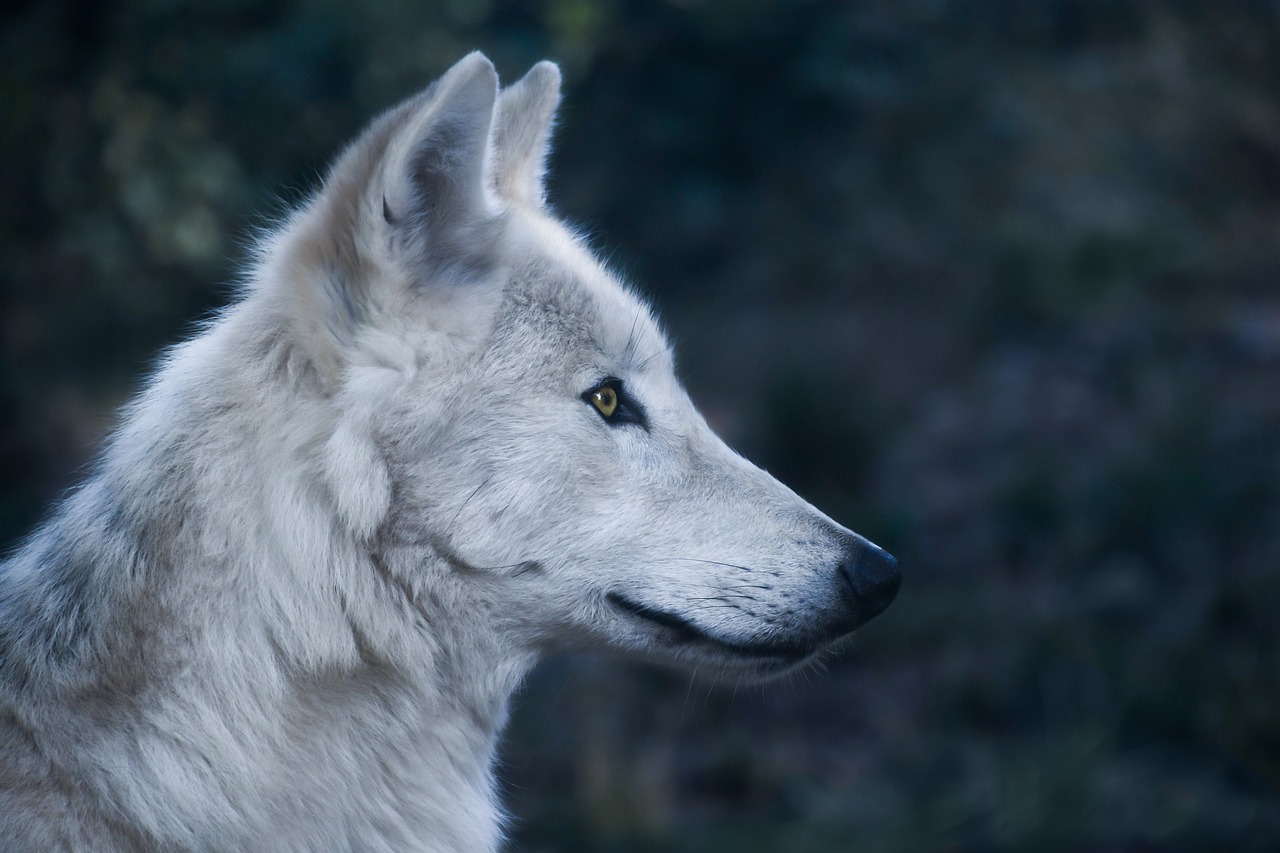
[3,1,1278,849]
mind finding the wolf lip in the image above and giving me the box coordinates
[606,592,819,661]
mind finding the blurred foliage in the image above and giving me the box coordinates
[3,0,1280,850]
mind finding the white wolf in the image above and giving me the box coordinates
[0,53,900,851]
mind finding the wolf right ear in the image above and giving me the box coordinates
[493,61,561,206]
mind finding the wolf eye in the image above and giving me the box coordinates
[581,379,647,429]
[589,385,619,418]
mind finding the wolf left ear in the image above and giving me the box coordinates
[380,51,502,266]
[264,53,563,393]
[493,61,561,206]
[263,53,505,386]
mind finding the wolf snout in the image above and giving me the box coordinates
[839,541,902,628]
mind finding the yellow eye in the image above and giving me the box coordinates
[589,385,619,418]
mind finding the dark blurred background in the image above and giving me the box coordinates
[3,0,1279,849]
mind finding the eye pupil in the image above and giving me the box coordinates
[592,386,619,418]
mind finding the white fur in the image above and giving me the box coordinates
[0,53,896,851]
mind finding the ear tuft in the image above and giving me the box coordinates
[494,60,562,206]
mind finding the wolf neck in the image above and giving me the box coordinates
[0,320,529,851]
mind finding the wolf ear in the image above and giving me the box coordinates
[263,53,505,387]
[380,51,502,264]
[493,61,561,206]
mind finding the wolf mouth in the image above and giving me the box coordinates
[606,592,820,662]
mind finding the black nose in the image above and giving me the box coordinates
[840,542,901,627]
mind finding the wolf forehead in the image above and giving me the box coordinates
[490,237,674,380]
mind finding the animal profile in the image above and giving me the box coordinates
[0,52,900,851]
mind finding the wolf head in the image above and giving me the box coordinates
[259,53,899,681]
